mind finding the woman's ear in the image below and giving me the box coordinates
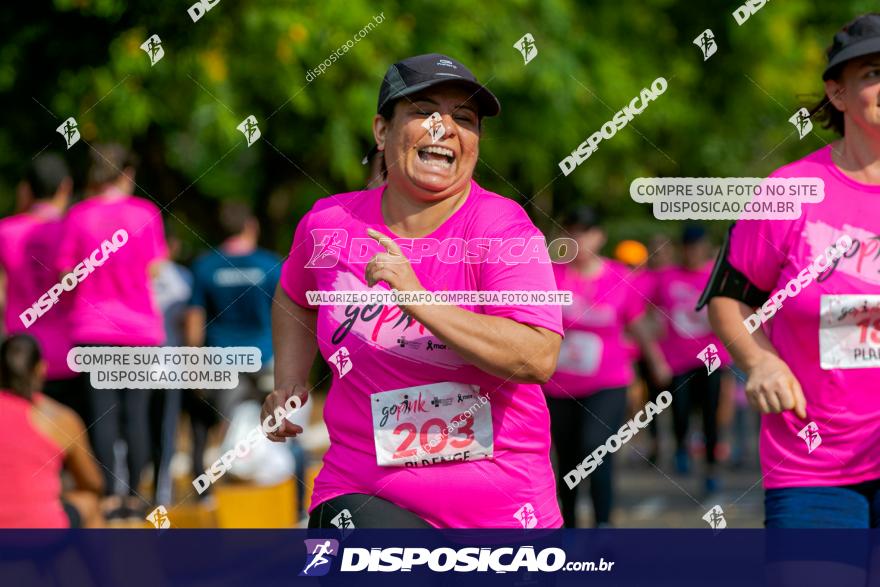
[825,78,846,114]
[373,114,389,152]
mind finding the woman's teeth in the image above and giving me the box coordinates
[417,145,455,169]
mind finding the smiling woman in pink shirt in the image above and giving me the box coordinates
[261,54,564,528]
[705,14,880,528]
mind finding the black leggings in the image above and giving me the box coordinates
[309,494,432,528]
[83,373,152,497]
[671,367,722,465]
[548,387,628,527]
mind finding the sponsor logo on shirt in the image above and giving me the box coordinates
[808,221,880,286]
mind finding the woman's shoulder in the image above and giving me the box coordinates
[32,393,82,447]
[769,145,834,179]
[465,182,540,234]
[300,188,379,227]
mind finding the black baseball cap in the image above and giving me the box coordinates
[362,53,501,165]
[377,53,501,119]
[824,13,880,80]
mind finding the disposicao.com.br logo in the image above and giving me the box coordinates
[300,542,614,574]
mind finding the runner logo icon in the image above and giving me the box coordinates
[140,34,164,66]
[421,112,446,143]
[330,509,355,529]
[146,505,171,529]
[514,503,538,528]
[328,347,352,378]
[797,421,822,454]
[300,539,339,577]
[56,117,80,149]
[514,33,538,65]
[693,29,717,60]
[698,343,721,375]
[702,505,726,530]
[789,108,813,140]
[237,115,261,147]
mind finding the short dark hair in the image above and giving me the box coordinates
[0,335,42,399]
[562,206,601,231]
[87,143,138,188]
[218,200,254,239]
[810,63,845,136]
[26,153,69,199]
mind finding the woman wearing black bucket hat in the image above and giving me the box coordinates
[701,14,880,528]
[262,54,565,528]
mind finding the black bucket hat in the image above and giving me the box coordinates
[824,13,880,80]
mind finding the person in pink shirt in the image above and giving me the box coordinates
[650,225,730,493]
[0,335,104,528]
[261,53,564,528]
[57,144,168,515]
[0,153,82,419]
[544,207,669,527]
[705,13,880,528]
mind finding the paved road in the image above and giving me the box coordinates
[573,412,766,528]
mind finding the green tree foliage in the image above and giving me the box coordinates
[0,0,875,252]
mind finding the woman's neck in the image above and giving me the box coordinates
[832,128,880,184]
[381,182,471,238]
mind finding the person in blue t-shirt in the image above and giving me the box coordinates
[183,202,284,496]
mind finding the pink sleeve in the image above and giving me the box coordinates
[615,264,646,324]
[149,207,169,263]
[479,222,563,336]
[727,218,798,292]
[279,212,317,309]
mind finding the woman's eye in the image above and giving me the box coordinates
[866,69,880,78]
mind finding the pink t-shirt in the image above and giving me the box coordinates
[280,180,564,528]
[544,259,645,397]
[649,264,730,375]
[0,391,67,528]
[728,145,880,489]
[57,191,167,345]
[0,204,75,380]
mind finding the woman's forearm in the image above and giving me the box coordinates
[406,303,560,383]
[272,283,319,390]
[708,296,779,371]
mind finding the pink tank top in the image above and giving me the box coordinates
[0,391,68,528]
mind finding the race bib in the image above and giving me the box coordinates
[819,295,880,369]
[371,382,493,467]
[556,331,603,375]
